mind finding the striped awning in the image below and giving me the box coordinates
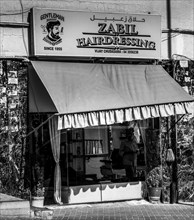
[29,61,194,129]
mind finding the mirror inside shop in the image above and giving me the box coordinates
[29,114,160,188]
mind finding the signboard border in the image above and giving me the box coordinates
[30,7,161,60]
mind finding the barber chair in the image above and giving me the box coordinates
[100,149,125,181]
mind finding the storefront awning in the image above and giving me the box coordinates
[29,61,194,129]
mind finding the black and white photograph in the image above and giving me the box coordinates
[0,1,194,219]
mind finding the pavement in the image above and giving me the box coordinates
[0,199,193,220]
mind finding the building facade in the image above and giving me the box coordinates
[0,0,194,206]
[0,0,194,59]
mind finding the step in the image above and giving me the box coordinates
[0,208,30,217]
[0,199,30,210]
[0,193,30,217]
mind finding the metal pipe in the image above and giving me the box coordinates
[0,21,29,28]
[0,56,30,62]
[166,0,172,59]
[162,29,194,35]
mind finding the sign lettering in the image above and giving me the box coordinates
[31,8,161,59]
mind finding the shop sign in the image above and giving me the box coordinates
[31,8,161,59]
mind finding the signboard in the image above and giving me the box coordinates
[31,8,161,59]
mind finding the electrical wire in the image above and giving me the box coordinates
[19,0,29,55]
[23,113,56,139]
[161,33,181,42]
[171,54,192,61]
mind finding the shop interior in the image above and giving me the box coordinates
[28,114,160,200]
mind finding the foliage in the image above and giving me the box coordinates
[177,114,194,202]
[179,181,194,201]
[145,166,163,188]
[31,164,45,197]
[32,182,45,197]
[145,129,161,173]
[161,60,194,203]
[0,145,30,199]
[0,60,28,199]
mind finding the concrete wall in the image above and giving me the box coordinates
[0,0,193,59]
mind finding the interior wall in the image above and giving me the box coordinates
[84,127,108,153]
[84,127,108,178]
[85,157,104,179]
[112,126,124,149]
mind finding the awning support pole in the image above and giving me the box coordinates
[166,114,184,134]
[170,115,178,204]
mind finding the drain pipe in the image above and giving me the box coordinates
[166,0,178,204]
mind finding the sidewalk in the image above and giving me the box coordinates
[49,200,194,220]
[0,199,193,219]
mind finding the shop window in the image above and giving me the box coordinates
[84,127,109,155]
[110,122,147,180]
[60,127,109,186]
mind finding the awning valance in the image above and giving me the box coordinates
[29,61,194,129]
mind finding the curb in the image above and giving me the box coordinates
[0,208,30,217]
[0,199,30,210]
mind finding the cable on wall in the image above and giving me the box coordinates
[19,0,29,56]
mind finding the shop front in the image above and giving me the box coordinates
[27,8,194,205]
[28,61,194,205]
